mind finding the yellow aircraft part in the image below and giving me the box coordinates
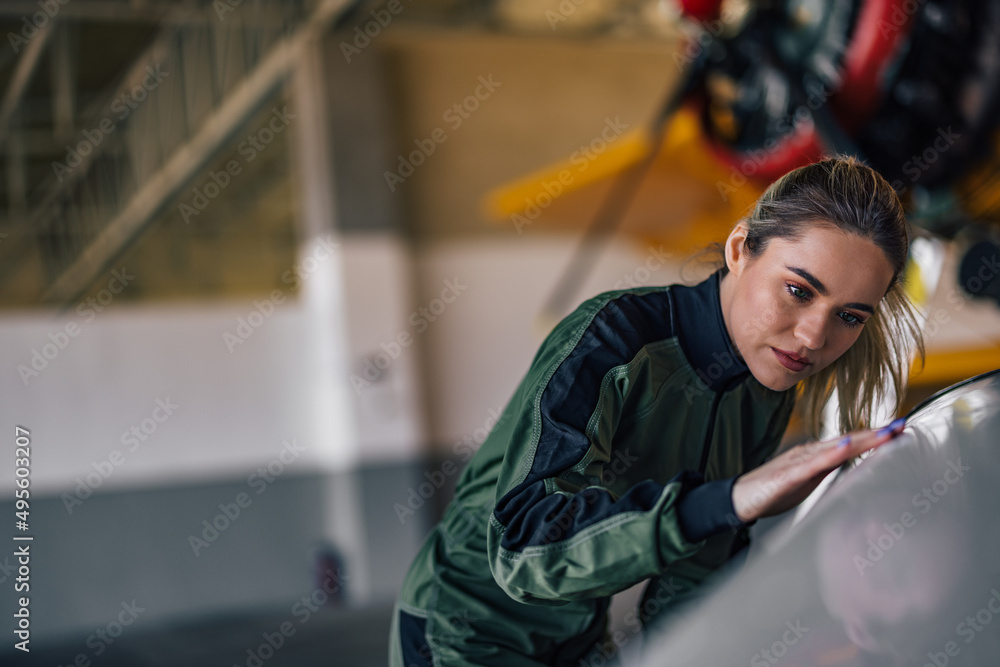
[901,253,927,307]
[483,108,765,253]
[483,127,653,220]
[956,130,1000,221]
[909,346,1000,386]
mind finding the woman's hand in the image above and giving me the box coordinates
[731,418,907,523]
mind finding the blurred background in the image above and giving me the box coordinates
[0,0,998,664]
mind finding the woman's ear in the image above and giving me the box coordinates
[724,221,749,277]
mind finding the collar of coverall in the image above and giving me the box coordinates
[670,269,751,392]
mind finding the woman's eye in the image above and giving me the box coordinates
[839,312,864,327]
[786,283,810,300]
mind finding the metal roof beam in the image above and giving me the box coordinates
[40,0,353,303]
[0,19,55,151]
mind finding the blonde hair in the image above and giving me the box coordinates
[712,155,925,436]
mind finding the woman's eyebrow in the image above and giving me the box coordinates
[787,266,828,294]
[844,302,875,314]
[786,266,875,313]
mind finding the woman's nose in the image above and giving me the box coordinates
[794,312,827,351]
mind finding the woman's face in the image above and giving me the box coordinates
[719,223,896,392]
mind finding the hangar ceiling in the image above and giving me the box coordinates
[0,0,318,308]
[0,0,686,308]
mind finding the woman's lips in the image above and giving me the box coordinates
[772,347,811,372]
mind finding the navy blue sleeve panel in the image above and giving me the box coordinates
[397,610,433,667]
[497,471,744,552]
[523,291,674,486]
[496,479,667,550]
[675,475,746,542]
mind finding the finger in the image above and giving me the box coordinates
[825,418,906,450]
[782,419,904,481]
[783,439,858,484]
[853,418,906,449]
[798,427,892,477]
[822,418,906,464]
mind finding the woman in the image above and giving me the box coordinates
[389,155,925,666]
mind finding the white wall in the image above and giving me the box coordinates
[339,233,427,463]
[0,233,429,496]
[1,296,347,495]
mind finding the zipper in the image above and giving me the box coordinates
[698,373,748,476]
